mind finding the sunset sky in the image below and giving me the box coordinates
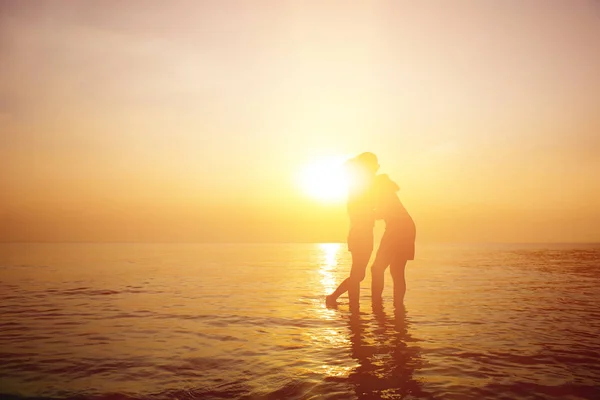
[1,1,599,243]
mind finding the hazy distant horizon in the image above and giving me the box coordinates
[2,1,599,243]
[2,240,599,245]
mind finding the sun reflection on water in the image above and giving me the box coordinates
[311,243,357,378]
[319,243,341,296]
[319,363,358,379]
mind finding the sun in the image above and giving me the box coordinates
[297,156,349,203]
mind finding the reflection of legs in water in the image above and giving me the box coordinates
[390,260,408,306]
[327,250,371,307]
[393,302,407,332]
[372,300,389,335]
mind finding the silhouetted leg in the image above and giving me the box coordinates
[371,232,389,306]
[371,261,388,305]
[390,259,407,307]
[347,280,360,309]
[326,260,367,306]
[327,278,350,306]
[347,251,370,308]
[327,245,371,307]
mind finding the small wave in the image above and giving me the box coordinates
[475,382,600,399]
[0,264,52,270]
[61,288,121,296]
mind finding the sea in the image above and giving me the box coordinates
[1,242,599,400]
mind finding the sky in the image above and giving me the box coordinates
[1,0,600,243]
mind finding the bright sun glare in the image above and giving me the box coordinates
[298,156,349,203]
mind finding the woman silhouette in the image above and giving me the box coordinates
[370,174,416,306]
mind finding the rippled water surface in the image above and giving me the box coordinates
[1,243,599,399]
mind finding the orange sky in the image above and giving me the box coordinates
[1,1,599,243]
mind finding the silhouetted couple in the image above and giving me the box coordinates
[326,152,416,309]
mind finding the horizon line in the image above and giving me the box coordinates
[1,241,599,245]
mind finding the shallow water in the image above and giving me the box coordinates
[1,242,599,399]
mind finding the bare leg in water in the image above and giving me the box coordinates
[326,250,371,308]
[371,260,389,306]
[390,259,407,306]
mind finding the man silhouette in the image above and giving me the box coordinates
[326,152,379,308]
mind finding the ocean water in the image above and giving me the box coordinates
[1,242,599,400]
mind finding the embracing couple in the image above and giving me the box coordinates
[326,152,416,309]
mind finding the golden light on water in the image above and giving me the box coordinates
[318,243,341,295]
[312,242,354,378]
[314,243,341,323]
[320,364,356,378]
